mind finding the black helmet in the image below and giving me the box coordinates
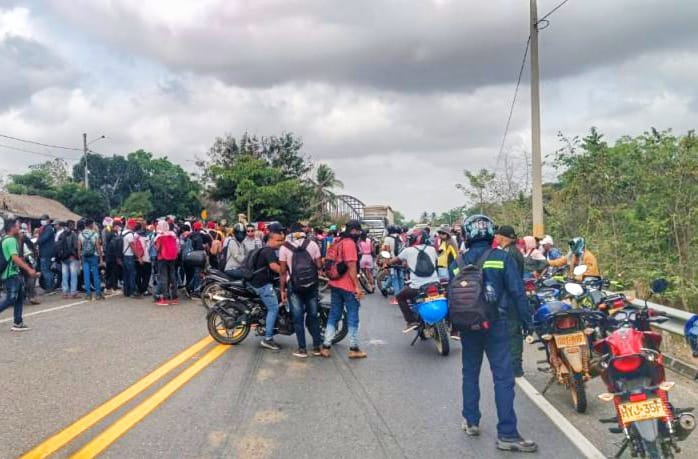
[233,223,246,242]
[462,214,496,246]
[387,225,401,235]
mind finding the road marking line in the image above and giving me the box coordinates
[70,344,230,459]
[0,293,122,324]
[516,377,605,459]
[20,335,214,459]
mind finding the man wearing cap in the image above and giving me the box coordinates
[540,235,562,261]
[494,225,526,378]
[37,214,56,293]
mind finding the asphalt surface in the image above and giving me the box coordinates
[1,289,695,458]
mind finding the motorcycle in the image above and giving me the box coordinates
[206,278,348,346]
[594,279,695,458]
[375,251,393,297]
[405,281,451,357]
[527,292,603,413]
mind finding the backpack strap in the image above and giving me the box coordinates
[300,238,311,251]
[476,248,493,268]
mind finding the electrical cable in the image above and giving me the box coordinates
[537,0,571,24]
[0,133,83,151]
[494,35,531,170]
[0,143,81,161]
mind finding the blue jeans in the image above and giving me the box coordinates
[289,287,322,349]
[122,256,137,297]
[252,284,279,340]
[391,268,404,296]
[0,276,25,325]
[324,287,360,348]
[459,319,519,440]
[61,259,80,294]
[82,255,102,295]
[40,257,54,290]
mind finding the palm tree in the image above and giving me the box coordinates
[312,164,344,223]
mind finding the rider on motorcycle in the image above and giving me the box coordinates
[223,223,248,278]
[548,237,600,280]
[382,225,404,305]
[389,229,439,332]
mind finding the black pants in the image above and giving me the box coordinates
[157,260,177,300]
[106,259,121,290]
[396,287,420,323]
[136,262,152,294]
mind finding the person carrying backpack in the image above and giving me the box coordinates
[448,215,536,453]
[153,219,179,305]
[57,220,80,299]
[388,229,439,332]
[79,219,105,301]
[279,222,323,358]
[382,225,404,305]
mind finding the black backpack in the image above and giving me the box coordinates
[284,239,318,293]
[392,235,402,256]
[108,232,125,259]
[239,247,267,281]
[413,245,435,277]
[0,236,11,277]
[448,249,493,330]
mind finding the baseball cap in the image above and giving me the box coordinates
[495,225,517,240]
[541,235,554,246]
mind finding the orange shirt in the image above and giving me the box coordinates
[329,238,359,293]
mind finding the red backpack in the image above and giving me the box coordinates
[159,235,179,261]
[323,237,348,280]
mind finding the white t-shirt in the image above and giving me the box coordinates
[122,230,135,256]
[398,244,439,288]
[278,238,321,274]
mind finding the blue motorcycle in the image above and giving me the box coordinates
[406,281,451,356]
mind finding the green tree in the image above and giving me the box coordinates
[122,191,154,217]
[456,168,496,214]
[311,163,344,223]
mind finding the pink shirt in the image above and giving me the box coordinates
[358,240,372,256]
[278,238,321,274]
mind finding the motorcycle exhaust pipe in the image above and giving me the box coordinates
[675,413,696,441]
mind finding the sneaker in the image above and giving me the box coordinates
[402,322,420,333]
[293,348,308,358]
[320,346,331,358]
[348,347,367,359]
[496,437,538,453]
[11,322,30,332]
[29,298,41,305]
[388,296,398,305]
[170,298,179,305]
[312,347,322,356]
[70,293,80,299]
[96,294,106,301]
[461,420,480,437]
[156,298,169,306]
[260,339,281,351]
[62,294,70,299]
[85,294,94,301]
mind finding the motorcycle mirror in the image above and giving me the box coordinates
[650,278,668,295]
[565,282,584,297]
[380,251,392,259]
[573,265,588,277]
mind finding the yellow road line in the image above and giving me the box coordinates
[21,336,214,459]
[70,344,230,459]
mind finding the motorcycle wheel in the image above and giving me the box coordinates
[569,373,587,413]
[207,310,250,345]
[359,272,375,294]
[433,320,450,356]
[376,270,390,297]
[201,283,228,310]
[640,438,667,459]
[319,305,348,344]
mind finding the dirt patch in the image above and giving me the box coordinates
[256,368,274,382]
[235,435,276,459]
[252,409,288,425]
[207,430,227,447]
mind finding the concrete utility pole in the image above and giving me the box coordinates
[530,0,544,237]
[83,132,89,190]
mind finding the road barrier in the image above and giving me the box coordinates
[627,298,697,379]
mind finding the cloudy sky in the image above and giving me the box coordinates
[1,0,697,219]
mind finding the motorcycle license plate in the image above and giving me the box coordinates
[553,332,587,348]
[618,398,666,424]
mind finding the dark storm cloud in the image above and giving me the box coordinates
[0,34,76,108]
[48,0,698,92]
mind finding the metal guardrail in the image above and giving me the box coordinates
[626,298,697,379]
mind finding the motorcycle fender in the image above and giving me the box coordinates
[634,419,659,443]
[560,347,585,374]
[212,300,248,317]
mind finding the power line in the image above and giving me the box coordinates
[494,35,531,170]
[0,143,81,161]
[537,0,572,24]
[0,133,83,151]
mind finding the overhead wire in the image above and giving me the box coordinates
[0,142,81,161]
[537,0,572,24]
[494,35,531,171]
[0,133,83,151]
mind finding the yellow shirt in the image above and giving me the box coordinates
[437,240,458,268]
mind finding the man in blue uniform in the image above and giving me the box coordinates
[451,215,536,453]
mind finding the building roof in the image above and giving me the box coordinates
[0,192,82,222]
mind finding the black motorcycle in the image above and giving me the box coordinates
[206,279,348,346]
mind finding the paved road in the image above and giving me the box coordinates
[1,290,695,458]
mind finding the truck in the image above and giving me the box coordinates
[361,205,394,242]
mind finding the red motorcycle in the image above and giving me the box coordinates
[594,279,695,458]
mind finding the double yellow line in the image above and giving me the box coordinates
[22,336,230,459]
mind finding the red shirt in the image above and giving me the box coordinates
[329,238,359,293]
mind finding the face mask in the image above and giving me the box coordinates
[349,233,360,241]
[41,220,49,226]
[234,232,245,242]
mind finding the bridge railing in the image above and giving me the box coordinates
[626,298,697,379]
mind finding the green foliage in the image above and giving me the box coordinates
[203,132,315,224]
[122,191,154,217]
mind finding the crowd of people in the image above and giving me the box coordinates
[1,210,602,453]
